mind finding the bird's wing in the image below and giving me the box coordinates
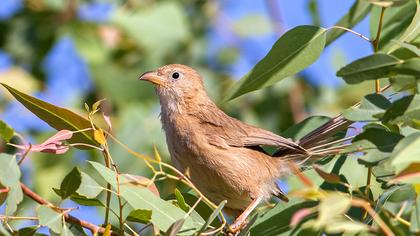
[192,108,307,154]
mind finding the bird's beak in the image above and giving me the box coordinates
[138,71,165,86]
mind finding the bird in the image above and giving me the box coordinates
[139,64,350,233]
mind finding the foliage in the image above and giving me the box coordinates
[0,0,419,235]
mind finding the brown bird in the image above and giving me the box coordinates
[139,64,350,233]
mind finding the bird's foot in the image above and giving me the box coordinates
[226,220,247,235]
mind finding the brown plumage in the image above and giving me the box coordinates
[139,64,350,232]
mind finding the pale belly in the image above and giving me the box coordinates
[169,144,279,210]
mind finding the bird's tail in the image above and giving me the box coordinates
[274,115,353,165]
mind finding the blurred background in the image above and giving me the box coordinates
[0,0,376,232]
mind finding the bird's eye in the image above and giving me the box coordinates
[171,72,180,80]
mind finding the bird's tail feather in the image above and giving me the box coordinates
[274,115,353,165]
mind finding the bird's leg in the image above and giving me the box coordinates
[229,196,262,233]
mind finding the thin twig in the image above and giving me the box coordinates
[352,198,395,236]
[327,26,371,42]
[0,216,38,221]
[373,7,386,93]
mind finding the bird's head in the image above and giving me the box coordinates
[139,64,209,113]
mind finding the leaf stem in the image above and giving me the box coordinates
[327,26,371,42]
[373,7,386,93]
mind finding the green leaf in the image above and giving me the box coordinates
[62,224,75,236]
[36,205,63,234]
[174,189,190,212]
[111,2,189,56]
[70,193,104,207]
[326,0,371,45]
[126,209,152,224]
[89,161,201,234]
[411,196,420,234]
[324,220,368,234]
[197,200,226,233]
[0,154,20,187]
[394,57,420,76]
[389,0,420,52]
[383,95,420,128]
[224,25,326,100]
[343,94,391,121]
[250,200,316,236]
[233,14,272,37]
[0,120,14,142]
[164,218,185,236]
[347,128,404,166]
[390,133,420,172]
[18,226,38,236]
[76,172,102,198]
[0,154,23,215]
[314,194,351,228]
[368,0,410,7]
[337,53,401,84]
[281,116,330,140]
[370,1,417,50]
[5,185,23,215]
[0,83,98,148]
[0,223,11,236]
[59,167,82,199]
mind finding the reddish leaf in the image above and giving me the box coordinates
[313,164,341,184]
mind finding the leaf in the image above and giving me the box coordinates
[343,94,391,121]
[368,0,410,7]
[36,205,63,234]
[290,208,315,227]
[391,163,420,184]
[93,129,106,145]
[0,154,21,187]
[224,25,327,100]
[0,83,98,148]
[103,224,111,236]
[324,220,368,234]
[111,2,189,56]
[410,196,420,234]
[70,194,104,207]
[312,164,341,184]
[390,133,420,172]
[62,224,75,236]
[370,1,417,50]
[126,209,152,224]
[0,120,14,142]
[164,218,185,236]
[314,194,351,227]
[336,53,401,84]
[76,172,102,198]
[59,167,82,199]
[0,223,11,236]
[393,57,420,76]
[18,226,38,236]
[89,161,201,234]
[250,200,316,236]
[0,154,23,215]
[347,128,403,166]
[197,200,226,233]
[281,116,330,140]
[383,95,420,128]
[174,189,190,212]
[233,14,272,37]
[389,0,420,52]
[326,0,371,45]
[4,185,23,215]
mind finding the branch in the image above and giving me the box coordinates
[20,183,120,236]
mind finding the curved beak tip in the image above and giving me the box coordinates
[138,71,164,86]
